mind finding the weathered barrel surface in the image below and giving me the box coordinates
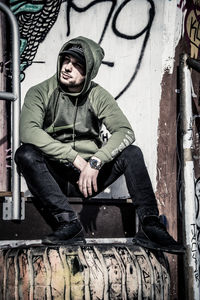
[0,244,170,300]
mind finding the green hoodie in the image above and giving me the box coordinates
[20,36,135,164]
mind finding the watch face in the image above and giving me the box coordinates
[89,159,101,170]
[91,159,98,167]
[94,160,98,167]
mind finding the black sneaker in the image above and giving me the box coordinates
[132,217,185,254]
[43,219,85,245]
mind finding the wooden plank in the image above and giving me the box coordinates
[0,191,24,197]
[0,193,132,203]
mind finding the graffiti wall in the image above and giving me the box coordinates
[12,0,184,198]
[2,1,199,297]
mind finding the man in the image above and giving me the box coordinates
[15,36,184,253]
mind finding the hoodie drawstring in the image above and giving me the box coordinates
[72,97,78,150]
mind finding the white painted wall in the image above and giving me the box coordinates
[21,0,184,198]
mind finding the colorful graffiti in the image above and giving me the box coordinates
[0,245,170,299]
[10,0,62,80]
[10,0,155,99]
[178,0,200,58]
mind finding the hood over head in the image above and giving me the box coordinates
[60,45,86,69]
[57,36,105,96]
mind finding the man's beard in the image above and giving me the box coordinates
[60,81,84,93]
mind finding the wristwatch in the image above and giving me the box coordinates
[89,158,102,170]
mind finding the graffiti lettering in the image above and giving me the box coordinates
[189,16,200,44]
[11,0,155,99]
[177,0,187,10]
[192,115,200,284]
[66,0,116,44]
[66,0,155,99]
[190,223,200,281]
[178,0,200,58]
[142,270,150,284]
[195,177,200,219]
[113,0,155,99]
[154,266,161,294]
[195,177,200,279]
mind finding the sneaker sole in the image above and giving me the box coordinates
[132,236,185,254]
[42,229,86,245]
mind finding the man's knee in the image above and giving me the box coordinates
[122,145,143,160]
[15,143,42,167]
[115,145,144,170]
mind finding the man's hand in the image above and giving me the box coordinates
[78,163,99,198]
[73,155,99,197]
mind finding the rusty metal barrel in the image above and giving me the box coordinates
[0,244,170,300]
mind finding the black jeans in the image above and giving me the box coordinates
[15,144,159,221]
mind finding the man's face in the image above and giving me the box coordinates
[60,55,85,92]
